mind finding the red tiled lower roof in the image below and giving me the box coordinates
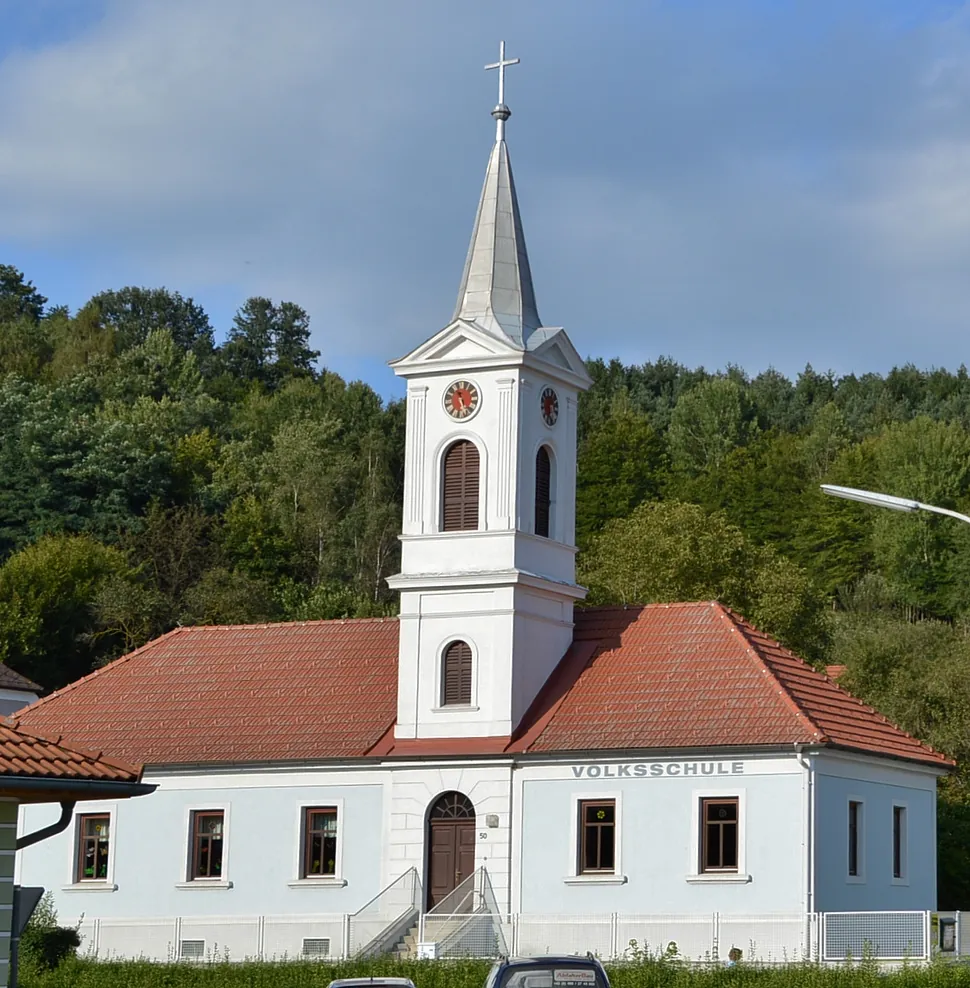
[14,604,950,769]
[0,720,143,783]
[16,620,400,766]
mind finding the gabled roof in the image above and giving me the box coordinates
[0,665,41,694]
[510,603,950,767]
[13,604,950,770]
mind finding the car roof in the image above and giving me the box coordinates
[501,957,603,967]
[326,980,416,988]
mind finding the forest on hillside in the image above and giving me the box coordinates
[3,263,970,902]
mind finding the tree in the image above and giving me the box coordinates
[0,534,131,688]
[272,301,319,381]
[0,265,46,323]
[667,378,754,474]
[84,286,214,359]
[219,296,276,384]
[580,500,827,660]
[576,402,662,545]
[179,567,278,625]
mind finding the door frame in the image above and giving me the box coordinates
[424,790,476,911]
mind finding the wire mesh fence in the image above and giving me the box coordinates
[71,908,950,964]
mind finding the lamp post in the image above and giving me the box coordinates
[820,484,970,526]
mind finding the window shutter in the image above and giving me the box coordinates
[442,441,480,531]
[442,641,473,706]
[535,446,551,537]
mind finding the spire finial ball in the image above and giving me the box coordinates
[491,103,511,122]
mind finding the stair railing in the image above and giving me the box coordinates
[348,866,422,957]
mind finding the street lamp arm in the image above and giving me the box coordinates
[917,503,970,526]
[820,484,970,526]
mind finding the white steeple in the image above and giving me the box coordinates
[452,42,541,348]
[388,44,592,742]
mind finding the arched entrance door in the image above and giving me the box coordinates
[426,791,476,909]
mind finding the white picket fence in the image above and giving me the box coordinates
[74,909,951,964]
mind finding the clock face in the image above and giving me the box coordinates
[540,387,559,427]
[444,379,480,419]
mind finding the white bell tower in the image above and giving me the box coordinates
[387,44,592,740]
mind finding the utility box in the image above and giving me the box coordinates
[417,942,438,960]
[939,917,957,953]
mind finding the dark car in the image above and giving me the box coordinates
[484,955,611,988]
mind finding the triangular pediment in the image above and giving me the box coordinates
[389,320,524,372]
[527,327,593,385]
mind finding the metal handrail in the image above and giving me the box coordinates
[348,867,421,957]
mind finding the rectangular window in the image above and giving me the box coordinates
[848,800,862,877]
[701,798,739,872]
[302,807,338,877]
[77,813,110,882]
[190,810,224,879]
[893,805,907,879]
[578,800,615,873]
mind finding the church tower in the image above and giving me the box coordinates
[387,44,591,740]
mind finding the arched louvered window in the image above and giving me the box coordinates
[535,446,551,538]
[441,640,473,706]
[442,440,480,532]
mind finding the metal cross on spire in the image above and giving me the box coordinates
[485,40,519,140]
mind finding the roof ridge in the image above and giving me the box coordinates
[177,616,399,631]
[18,626,189,717]
[713,604,827,743]
[577,601,721,615]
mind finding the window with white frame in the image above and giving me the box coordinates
[302,807,338,878]
[189,810,224,880]
[699,798,739,873]
[892,804,907,881]
[848,799,864,880]
[76,813,110,882]
[578,800,616,874]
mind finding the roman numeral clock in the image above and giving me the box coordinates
[444,380,480,420]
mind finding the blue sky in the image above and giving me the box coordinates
[2,1,970,399]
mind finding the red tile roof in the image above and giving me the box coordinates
[514,603,949,767]
[15,619,400,766]
[14,604,950,769]
[0,719,143,783]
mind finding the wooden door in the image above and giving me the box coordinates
[428,819,475,909]
[427,791,476,910]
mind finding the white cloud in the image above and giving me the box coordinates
[2,0,970,380]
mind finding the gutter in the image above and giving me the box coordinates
[0,777,156,799]
[16,801,75,851]
[795,745,815,916]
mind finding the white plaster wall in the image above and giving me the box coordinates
[385,761,514,912]
[812,753,939,912]
[396,586,517,738]
[398,365,578,587]
[514,755,806,915]
[510,590,575,729]
[16,767,389,924]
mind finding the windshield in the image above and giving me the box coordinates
[498,964,607,988]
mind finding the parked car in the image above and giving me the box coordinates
[326,979,417,988]
[484,955,611,988]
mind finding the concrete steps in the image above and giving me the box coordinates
[393,924,420,960]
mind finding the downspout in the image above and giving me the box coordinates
[16,801,76,850]
[795,745,815,916]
